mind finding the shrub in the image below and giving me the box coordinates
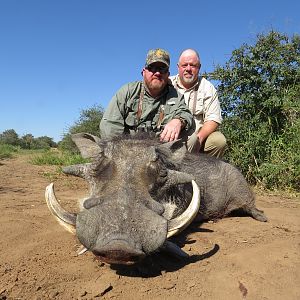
[59,104,104,153]
[0,144,19,160]
[209,31,300,191]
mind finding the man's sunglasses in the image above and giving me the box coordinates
[146,65,169,74]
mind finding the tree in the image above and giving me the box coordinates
[0,129,57,150]
[18,134,57,149]
[20,134,35,149]
[0,129,20,146]
[32,136,57,149]
[59,104,104,153]
[209,31,300,191]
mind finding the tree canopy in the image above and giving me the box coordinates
[58,104,104,153]
[209,31,300,191]
[0,129,57,149]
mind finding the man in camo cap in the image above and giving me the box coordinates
[100,49,193,142]
[146,48,170,67]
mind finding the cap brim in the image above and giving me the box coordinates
[146,59,169,68]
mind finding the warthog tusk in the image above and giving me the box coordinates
[77,245,88,255]
[161,241,189,258]
[167,180,200,238]
[45,183,77,234]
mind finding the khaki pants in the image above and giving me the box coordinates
[187,131,227,158]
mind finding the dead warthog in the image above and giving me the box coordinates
[45,133,267,265]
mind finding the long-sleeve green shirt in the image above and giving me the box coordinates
[100,81,194,139]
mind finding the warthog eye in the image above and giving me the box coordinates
[146,161,168,186]
[147,161,159,176]
[90,157,113,179]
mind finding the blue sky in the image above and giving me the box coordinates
[0,0,299,142]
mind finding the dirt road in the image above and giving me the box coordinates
[0,154,299,299]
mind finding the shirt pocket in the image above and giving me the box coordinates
[194,92,204,116]
[125,97,138,127]
[164,100,177,117]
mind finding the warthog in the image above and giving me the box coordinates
[45,133,267,265]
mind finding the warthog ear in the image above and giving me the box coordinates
[71,133,102,159]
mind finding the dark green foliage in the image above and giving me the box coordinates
[0,129,57,150]
[0,129,19,146]
[209,31,300,191]
[19,134,57,149]
[0,144,19,160]
[19,134,35,149]
[58,104,104,153]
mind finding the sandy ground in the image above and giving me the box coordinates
[0,153,299,300]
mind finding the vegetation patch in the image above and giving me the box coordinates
[208,31,300,192]
[30,150,89,166]
[0,144,19,160]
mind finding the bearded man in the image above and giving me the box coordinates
[100,49,193,142]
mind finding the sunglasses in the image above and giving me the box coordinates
[146,65,169,74]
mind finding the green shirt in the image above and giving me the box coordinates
[100,81,194,139]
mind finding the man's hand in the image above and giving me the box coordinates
[160,118,182,142]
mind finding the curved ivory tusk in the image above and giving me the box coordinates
[45,183,77,234]
[167,180,200,238]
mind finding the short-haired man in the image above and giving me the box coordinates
[170,49,227,158]
[100,49,194,142]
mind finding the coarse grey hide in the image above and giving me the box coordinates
[45,133,266,265]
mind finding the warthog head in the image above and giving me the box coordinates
[45,133,200,265]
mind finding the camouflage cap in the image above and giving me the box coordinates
[145,48,170,68]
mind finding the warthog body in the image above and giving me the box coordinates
[45,133,267,265]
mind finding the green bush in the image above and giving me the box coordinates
[59,104,104,153]
[0,144,19,159]
[0,129,19,146]
[209,31,300,192]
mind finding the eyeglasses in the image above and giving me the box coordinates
[146,65,169,74]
